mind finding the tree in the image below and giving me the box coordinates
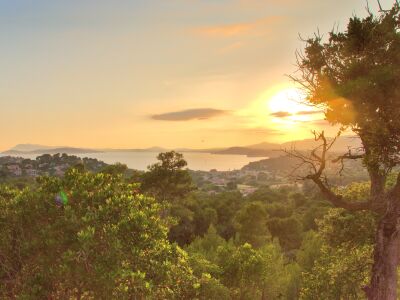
[234,201,270,248]
[0,169,197,299]
[290,3,400,298]
[217,242,289,299]
[187,226,293,299]
[300,209,376,299]
[141,151,195,203]
[267,216,303,251]
[100,162,128,176]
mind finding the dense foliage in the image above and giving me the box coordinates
[0,169,197,299]
[1,151,384,299]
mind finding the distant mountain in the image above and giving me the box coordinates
[3,136,362,158]
[209,136,361,157]
[246,142,280,150]
[10,144,62,152]
[280,136,362,153]
[2,147,99,155]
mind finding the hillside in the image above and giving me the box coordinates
[3,136,362,158]
[2,147,100,155]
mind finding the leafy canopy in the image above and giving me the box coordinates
[141,151,195,203]
[294,5,400,169]
[0,169,197,299]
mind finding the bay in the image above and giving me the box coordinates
[1,151,265,171]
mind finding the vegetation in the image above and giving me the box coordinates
[1,3,400,299]
[289,3,400,298]
[0,151,377,299]
[0,169,201,299]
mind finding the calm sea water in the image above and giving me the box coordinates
[1,151,265,171]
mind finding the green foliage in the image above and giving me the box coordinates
[290,192,308,208]
[247,185,288,204]
[174,191,243,242]
[0,169,197,299]
[300,208,375,299]
[296,4,400,168]
[316,208,376,248]
[267,216,303,251]
[266,203,293,218]
[234,201,270,248]
[187,227,294,299]
[187,225,228,265]
[1,148,383,299]
[300,244,373,300]
[196,273,231,300]
[168,194,219,246]
[296,231,323,273]
[298,181,378,298]
[141,151,195,203]
[218,242,289,299]
[169,203,197,246]
[100,162,128,176]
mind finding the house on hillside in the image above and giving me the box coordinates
[7,164,22,176]
[25,169,39,177]
[237,184,257,197]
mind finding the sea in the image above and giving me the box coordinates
[0,151,265,172]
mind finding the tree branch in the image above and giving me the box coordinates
[283,130,371,211]
[310,175,371,210]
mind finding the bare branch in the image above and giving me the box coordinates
[332,153,364,163]
[377,0,391,12]
[365,0,373,15]
[311,176,371,210]
[282,131,370,211]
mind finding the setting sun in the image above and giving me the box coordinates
[267,87,324,124]
[268,87,307,114]
[235,85,328,143]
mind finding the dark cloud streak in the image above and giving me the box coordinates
[270,111,292,118]
[152,108,228,121]
[270,110,325,118]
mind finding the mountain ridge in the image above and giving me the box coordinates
[2,136,361,157]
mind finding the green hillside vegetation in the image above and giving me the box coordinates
[0,151,388,299]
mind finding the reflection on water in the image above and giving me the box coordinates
[0,151,266,171]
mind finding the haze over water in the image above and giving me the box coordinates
[0,151,264,171]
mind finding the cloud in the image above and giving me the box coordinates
[270,111,292,118]
[196,23,253,37]
[295,110,324,115]
[193,16,282,38]
[151,108,228,121]
[270,110,325,119]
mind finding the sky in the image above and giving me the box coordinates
[0,0,395,150]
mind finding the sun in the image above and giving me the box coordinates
[268,88,306,114]
[268,87,307,114]
[236,85,326,142]
[267,87,322,123]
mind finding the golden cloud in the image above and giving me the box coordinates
[193,16,283,38]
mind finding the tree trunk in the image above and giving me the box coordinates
[365,198,400,300]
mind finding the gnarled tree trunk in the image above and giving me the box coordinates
[366,196,400,300]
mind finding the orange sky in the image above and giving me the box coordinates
[0,0,394,151]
